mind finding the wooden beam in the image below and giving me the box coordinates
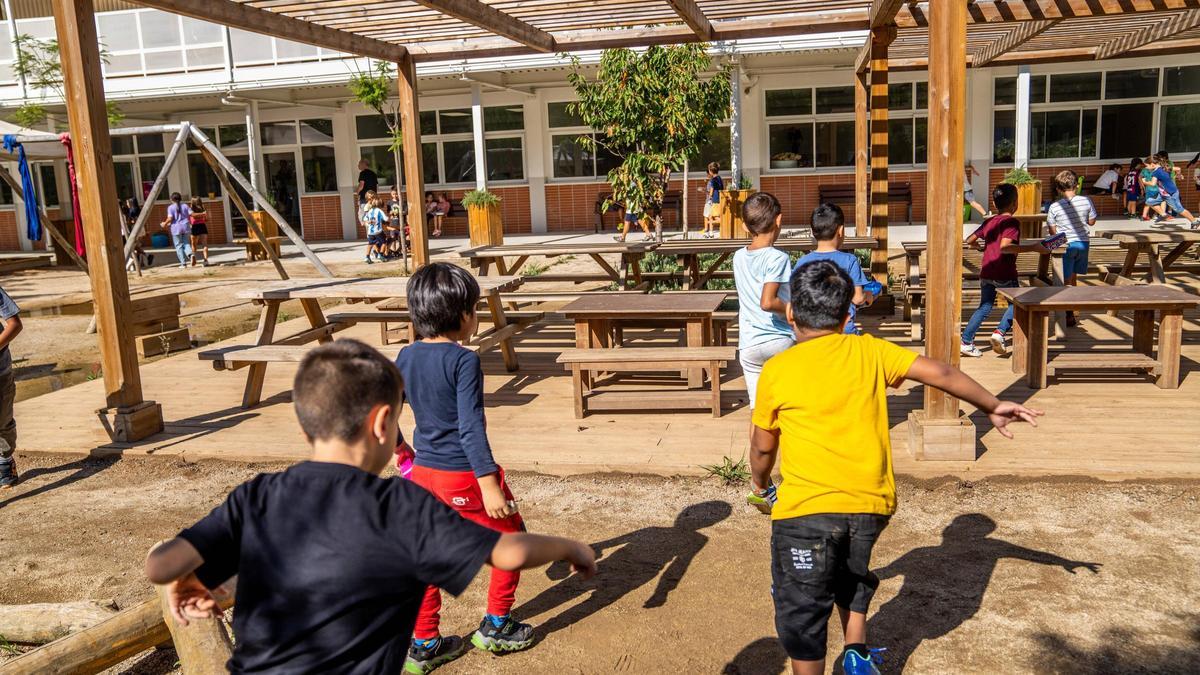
[52,0,157,422]
[973,18,1060,66]
[665,0,715,41]
[854,71,869,237]
[868,28,892,286]
[410,0,556,52]
[129,0,406,62]
[870,0,907,28]
[923,0,968,420]
[198,146,289,281]
[897,0,1200,29]
[1095,9,1200,60]
[397,53,429,268]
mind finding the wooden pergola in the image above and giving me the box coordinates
[50,0,1199,449]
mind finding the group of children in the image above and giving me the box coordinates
[147,191,1041,675]
[360,189,408,264]
[1119,153,1200,226]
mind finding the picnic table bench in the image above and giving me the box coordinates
[198,276,524,407]
[557,347,735,417]
[654,235,878,290]
[233,236,284,262]
[999,285,1198,389]
[818,183,913,224]
[459,241,659,289]
[594,192,684,232]
[1101,229,1200,284]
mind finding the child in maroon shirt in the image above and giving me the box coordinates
[960,183,1048,357]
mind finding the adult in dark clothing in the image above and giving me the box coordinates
[357,159,379,204]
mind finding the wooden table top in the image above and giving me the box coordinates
[559,292,726,317]
[999,285,1200,310]
[1101,229,1200,244]
[237,276,522,300]
[458,241,659,258]
[656,236,878,255]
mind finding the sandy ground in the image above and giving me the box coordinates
[1,453,1197,674]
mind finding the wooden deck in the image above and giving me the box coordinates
[14,274,1200,480]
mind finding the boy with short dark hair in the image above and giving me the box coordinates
[960,184,1048,358]
[1046,170,1096,326]
[145,339,595,674]
[750,261,1042,675]
[793,203,880,335]
[396,263,539,672]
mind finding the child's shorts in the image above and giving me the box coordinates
[1125,189,1139,202]
[623,212,641,225]
[1163,192,1186,215]
[1063,241,1089,276]
[771,513,890,662]
[703,201,721,218]
[738,335,795,409]
[367,234,385,246]
[1145,192,1163,206]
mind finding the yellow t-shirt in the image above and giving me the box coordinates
[751,333,918,520]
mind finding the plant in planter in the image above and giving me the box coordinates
[463,189,504,247]
[1003,166,1042,215]
[720,175,756,238]
[566,44,731,241]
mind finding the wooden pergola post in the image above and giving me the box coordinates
[907,0,974,460]
[853,71,868,237]
[397,52,429,268]
[52,0,162,441]
[868,27,896,286]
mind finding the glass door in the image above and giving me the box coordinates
[264,151,301,235]
[226,155,254,239]
[113,160,137,205]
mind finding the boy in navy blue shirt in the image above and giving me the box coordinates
[145,339,595,674]
[396,263,536,673]
[793,203,880,335]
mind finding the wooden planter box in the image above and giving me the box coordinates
[719,189,753,239]
[467,202,504,247]
[1015,180,1041,215]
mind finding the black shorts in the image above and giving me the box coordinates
[190,223,208,236]
[771,513,890,661]
[367,234,385,246]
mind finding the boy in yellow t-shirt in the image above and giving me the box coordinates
[749,260,1042,675]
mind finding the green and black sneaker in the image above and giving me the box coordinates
[470,615,535,653]
[404,635,467,674]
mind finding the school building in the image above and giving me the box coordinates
[3,2,1200,251]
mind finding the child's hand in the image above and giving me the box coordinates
[566,540,598,580]
[165,572,220,627]
[988,401,1044,439]
[481,481,514,520]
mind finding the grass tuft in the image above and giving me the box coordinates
[700,455,750,486]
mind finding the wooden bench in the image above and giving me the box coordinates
[594,192,684,232]
[130,293,192,357]
[818,183,912,223]
[233,236,284,262]
[556,347,735,418]
[326,308,545,346]
[199,344,403,371]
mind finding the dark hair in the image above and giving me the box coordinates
[1053,170,1077,193]
[810,202,845,241]
[170,192,182,203]
[789,260,853,331]
[408,262,480,338]
[1153,152,1171,165]
[742,191,781,235]
[293,339,402,442]
[189,197,205,213]
[1108,163,1121,171]
[1130,157,1143,171]
[992,183,1018,212]
[707,162,720,174]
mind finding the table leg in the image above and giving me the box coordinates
[1156,310,1183,389]
[1160,241,1194,271]
[485,291,519,372]
[589,253,623,287]
[1011,305,1028,375]
[906,252,920,291]
[1132,309,1155,357]
[243,300,280,408]
[1119,246,1138,278]
[571,364,585,418]
[478,257,493,276]
[1146,246,1166,284]
[685,318,705,388]
[1027,311,1048,389]
[299,299,332,345]
[630,254,644,288]
[574,319,593,389]
[1049,255,1067,341]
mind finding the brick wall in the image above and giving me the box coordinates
[987,162,1199,218]
[300,195,343,241]
[545,182,609,233]
[0,210,18,251]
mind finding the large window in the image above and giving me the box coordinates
[1100,104,1155,159]
[94,9,225,76]
[1160,104,1200,154]
[548,102,619,179]
[1105,69,1159,99]
[228,27,346,67]
[687,126,732,171]
[1164,66,1200,96]
[36,165,59,208]
[109,131,167,204]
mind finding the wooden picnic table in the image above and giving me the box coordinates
[559,292,726,388]
[459,241,659,289]
[212,276,523,407]
[998,285,1198,389]
[1101,229,1200,284]
[655,235,879,290]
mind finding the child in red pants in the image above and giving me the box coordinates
[396,263,536,674]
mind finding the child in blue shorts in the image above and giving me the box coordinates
[793,203,879,335]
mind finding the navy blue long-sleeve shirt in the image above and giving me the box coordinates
[395,341,498,477]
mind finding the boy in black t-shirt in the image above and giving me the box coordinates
[145,339,595,674]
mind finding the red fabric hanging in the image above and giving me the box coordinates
[59,133,86,257]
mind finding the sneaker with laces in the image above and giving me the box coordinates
[746,484,776,515]
[989,331,1007,355]
[404,636,466,674]
[471,615,534,653]
[0,458,18,489]
[960,342,983,357]
[842,647,886,675]
[364,256,373,264]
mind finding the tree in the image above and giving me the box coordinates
[347,60,408,268]
[10,35,124,129]
[567,45,731,239]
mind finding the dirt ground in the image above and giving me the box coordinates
[1,453,1197,674]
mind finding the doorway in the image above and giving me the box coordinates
[225,155,255,239]
[264,152,301,235]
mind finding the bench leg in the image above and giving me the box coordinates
[685,319,704,388]
[486,291,519,372]
[1132,310,1155,357]
[1012,305,1029,376]
[1027,311,1048,389]
[571,364,586,418]
[710,360,722,417]
[1157,310,1183,389]
[242,301,280,408]
[911,298,924,342]
[575,320,593,389]
[300,299,332,345]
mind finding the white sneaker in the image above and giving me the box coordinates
[960,342,983,357]
[989,331,1007,355]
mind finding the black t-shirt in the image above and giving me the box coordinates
[178,462,500,674]
[358,169,378,200]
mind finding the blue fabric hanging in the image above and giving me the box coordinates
[2,134,42,242]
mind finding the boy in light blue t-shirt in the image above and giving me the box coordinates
[732,192,794,512]
[793,203,880,335]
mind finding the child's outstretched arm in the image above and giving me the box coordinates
[490,532,597,578]
[904,356,1044,438]
[145,539,224,626]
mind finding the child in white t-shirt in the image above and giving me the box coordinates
[1045,170,1096,326]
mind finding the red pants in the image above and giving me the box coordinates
[410,465,524,639]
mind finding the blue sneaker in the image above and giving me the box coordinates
[842,647,886,675]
